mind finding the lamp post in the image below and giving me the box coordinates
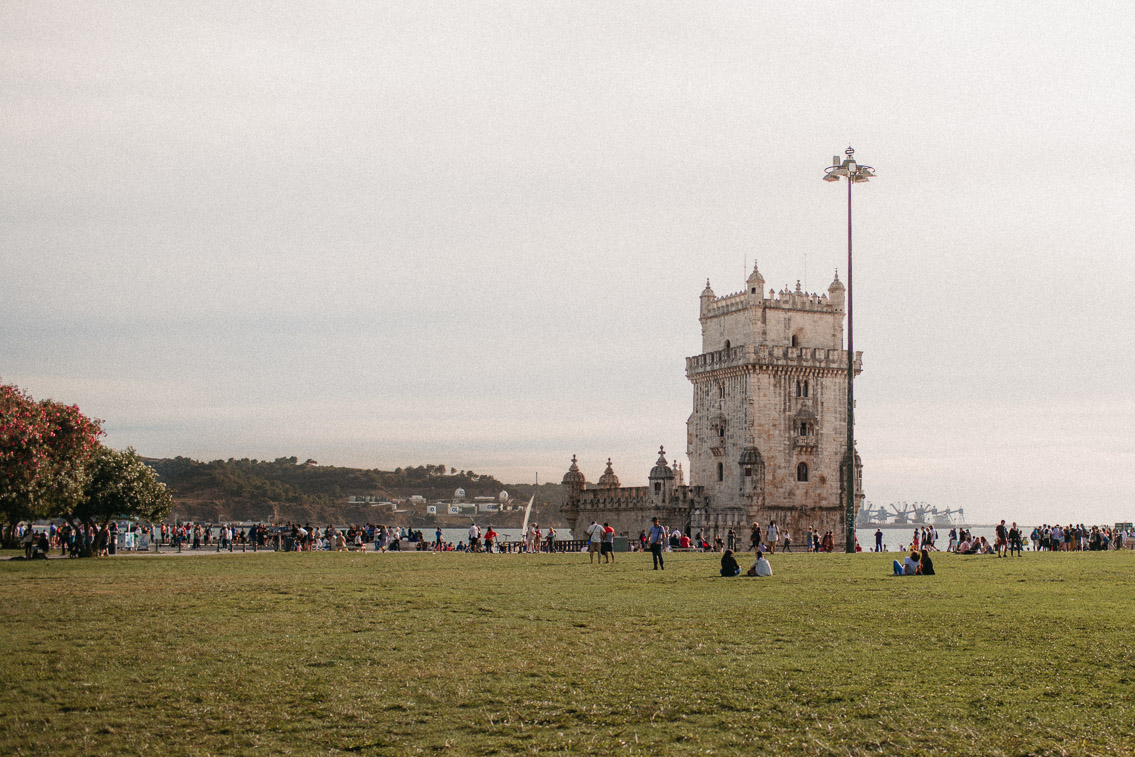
[823,146,875,553]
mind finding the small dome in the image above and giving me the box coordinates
[747,262,765,289]
[828,270,845,292]
[597,458,620,489]
[498,490,509,502]
[562,454,585,486]
[701,279,715,298]
[454,488,466,499]
[738,447,763,465]
[794,405,817,421]
[649,446,675,480]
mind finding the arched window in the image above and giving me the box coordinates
[795,380,802,397]
[797,462,809,482]
[799,422,807,436]
[718,383,725,399]
[791,335,798,347]
[724,340,731,351]
[717,462,724,482]
[803,380,809,398]
[653,482,661,494]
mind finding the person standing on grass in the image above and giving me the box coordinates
[468,523,480,553]
[647,517,667,570]
[586,521,603,564]
[782,529,791,552]
[766,521,779,554]
[1008,522,1023,557]
[750,523,762,553]
[995,520,1008,557]
[601,522,615,564]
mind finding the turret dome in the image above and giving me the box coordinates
[649,446,675,480]
[561,454,585,486]
[597,458,620,489]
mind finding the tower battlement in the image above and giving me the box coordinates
[686,345,863,378]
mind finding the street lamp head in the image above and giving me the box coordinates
[822,171,841,182]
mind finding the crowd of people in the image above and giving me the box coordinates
[9,517,1134,562]
[944,522,1130,555]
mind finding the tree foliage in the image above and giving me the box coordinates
[76,446,173,531]
[1,384,103,541]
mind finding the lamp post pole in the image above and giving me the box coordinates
[823,147,875,553]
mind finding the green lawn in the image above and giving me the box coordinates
[2,550,1133,755]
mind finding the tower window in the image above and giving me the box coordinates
[654,482,661,494]
[744,466,752,477]
[724,340,730,351]
[803,380,809,398]
[797,462,809,482]
[718,425,725,439]
[791,335,798,347]
[717,462,724,482]
[795,380,802,397]
[751,287,756,294]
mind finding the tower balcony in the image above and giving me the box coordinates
[794,436,817,450]
[686,344,862,379]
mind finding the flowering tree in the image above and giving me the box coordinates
[0,384,103,546]
[71,446,173,556]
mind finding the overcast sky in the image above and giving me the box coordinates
[4,2,1133,524]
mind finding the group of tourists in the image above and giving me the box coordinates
[942,522,1130,555]
[463,523,559,553]
[1025,523,1125,552]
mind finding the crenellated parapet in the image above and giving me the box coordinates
[686,344,862,378]
[701,286,839,320]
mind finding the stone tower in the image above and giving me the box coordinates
[685,263,864,542]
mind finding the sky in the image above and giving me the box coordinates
[3,2,1133,524]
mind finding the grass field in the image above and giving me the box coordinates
[2,549,1133,755]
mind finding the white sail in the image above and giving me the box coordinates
[520,493,535,537]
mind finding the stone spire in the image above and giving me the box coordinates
[597,458,621,489]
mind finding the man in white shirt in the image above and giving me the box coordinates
[586,521,603,564]
[748,550,772,577]
[468,523,480,553]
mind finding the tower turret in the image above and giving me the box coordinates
[649,446,675,504]
[700,279,715,317]
[597,458,621,489]
[561,454,585,500]
[828,270,845,310]
[746,262,765,301]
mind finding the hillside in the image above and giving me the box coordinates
[144,456,566,525]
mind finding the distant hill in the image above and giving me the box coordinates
[143,456,565,525]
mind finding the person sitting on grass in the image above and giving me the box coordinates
[747,550,772,577]
[917,549,935,575]
[893,549,920,576]
[720,549,740,577]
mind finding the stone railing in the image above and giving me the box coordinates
[686,344,862,377]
